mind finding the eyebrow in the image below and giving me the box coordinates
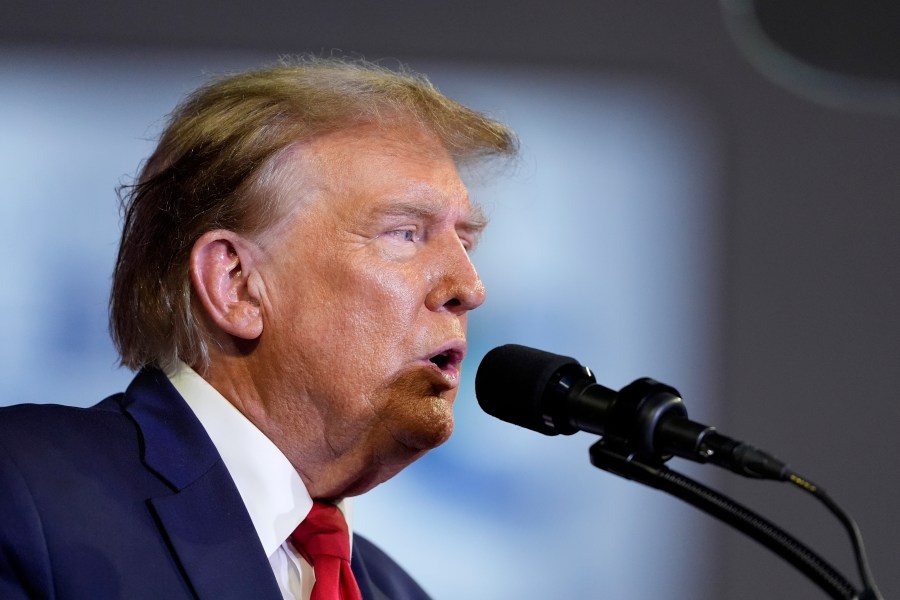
[373,201,489,235]
[462,205,489,236]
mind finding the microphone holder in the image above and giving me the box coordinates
[589,440,877,600]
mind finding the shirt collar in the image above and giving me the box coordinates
[166,362,315,556]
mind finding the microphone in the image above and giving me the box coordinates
[475,344,791,481]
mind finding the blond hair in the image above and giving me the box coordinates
[110,56,517,372]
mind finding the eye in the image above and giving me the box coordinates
[387,227,420,243]
[459,233,477,253]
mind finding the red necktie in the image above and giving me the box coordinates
[290,502,363,600]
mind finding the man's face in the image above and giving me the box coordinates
[248,122,486,497]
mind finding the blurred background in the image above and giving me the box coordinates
[1,2,898,598]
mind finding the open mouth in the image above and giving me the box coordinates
[429,353,452,369]
[425,345,465,376]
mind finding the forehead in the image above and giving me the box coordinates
[317,122,461,187]
[270,122,473,225]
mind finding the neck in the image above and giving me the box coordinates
[198,352,420,499]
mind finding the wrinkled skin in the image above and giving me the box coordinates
[198,122,487,499]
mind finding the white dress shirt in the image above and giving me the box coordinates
[166,362,351,600]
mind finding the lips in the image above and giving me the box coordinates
[423,340,466,386]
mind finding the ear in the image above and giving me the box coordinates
[190,230,264,340]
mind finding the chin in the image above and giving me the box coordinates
[373,365,458,448]
[392,395,455,450]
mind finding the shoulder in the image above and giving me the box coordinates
[0,394,149,506]
[0,395,143,599]
[0,394,134,456]
[0,367,178,454]
[351,533,433,600]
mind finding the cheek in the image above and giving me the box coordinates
[370,264,425,303]
[271,251,431,372]
[283,270,420,380]
[344,266,426,333]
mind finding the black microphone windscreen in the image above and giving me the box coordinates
[475,344,580,435]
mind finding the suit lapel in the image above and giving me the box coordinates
[148,464,281,599]
[350,540,383,600]
[351,534,431,600]
[122,369,282,599]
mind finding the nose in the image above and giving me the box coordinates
[424,238,487,315]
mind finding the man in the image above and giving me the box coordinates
[0,57,516,599]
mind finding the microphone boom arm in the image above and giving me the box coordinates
[589,440,871,600]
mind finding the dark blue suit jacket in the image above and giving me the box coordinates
[0,369,431,600]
